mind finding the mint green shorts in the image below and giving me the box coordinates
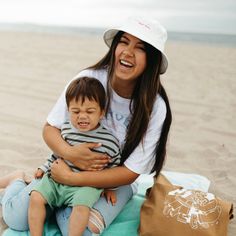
[32,174,102,209]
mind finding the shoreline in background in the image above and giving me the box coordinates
[0,23,236,47]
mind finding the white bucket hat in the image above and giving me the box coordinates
[103,16,168,74]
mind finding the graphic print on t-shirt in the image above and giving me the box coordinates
[101,109,131,146]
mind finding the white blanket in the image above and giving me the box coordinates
[136,170,211,196]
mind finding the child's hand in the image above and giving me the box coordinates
[34,169,44,179]
[102,189,117,206]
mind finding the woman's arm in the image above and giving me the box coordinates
[43,123,110,170]
[50,158,139,188]
[43,123,70,158]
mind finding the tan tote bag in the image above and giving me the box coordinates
[139,174,233,236]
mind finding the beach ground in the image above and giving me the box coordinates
[0,29,235,235]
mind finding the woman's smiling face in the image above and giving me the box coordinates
[113,33,147,82]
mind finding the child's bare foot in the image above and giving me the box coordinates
[0,170,26,188]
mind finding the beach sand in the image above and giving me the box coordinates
[0,29,235,235]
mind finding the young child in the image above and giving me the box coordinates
[28,77,121,236]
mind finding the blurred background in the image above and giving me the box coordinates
[0,0,235,37]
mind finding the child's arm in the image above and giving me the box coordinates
[38,154,56,173]
[35,154,57,179]
[34,168,44,179]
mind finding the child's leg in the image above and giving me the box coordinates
[69,205,90,236]
[28,191,47,236]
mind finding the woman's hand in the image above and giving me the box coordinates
[51,158,139,188]
[68,142,111,171]
[50,158,74,185]
[43,123,110,171]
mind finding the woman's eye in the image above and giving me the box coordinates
[119,40,128,45]
[137,47,145,51]
[136,44,145,51]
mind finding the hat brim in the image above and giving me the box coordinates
[103,28,168,74]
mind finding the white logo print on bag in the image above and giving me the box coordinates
[163,189,222,229]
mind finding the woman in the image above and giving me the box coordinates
[1,16,172,235]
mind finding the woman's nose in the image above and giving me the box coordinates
[122,48,134,57]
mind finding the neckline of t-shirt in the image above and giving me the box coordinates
[111,88,131,104]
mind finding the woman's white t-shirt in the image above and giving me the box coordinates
[47,68,167,193]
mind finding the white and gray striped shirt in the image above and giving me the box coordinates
[40,121,121,173]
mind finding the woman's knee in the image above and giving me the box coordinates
[2,199,29,231]
[2,179,40,231]
[87,208,105,234]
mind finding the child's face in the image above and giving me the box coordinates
[68,97,104,132]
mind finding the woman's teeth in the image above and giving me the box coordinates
[120,60,133,67]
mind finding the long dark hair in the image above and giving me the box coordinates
[88,31,172,177]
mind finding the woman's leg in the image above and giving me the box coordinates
[1,177,40,231]
[56,185,133,236]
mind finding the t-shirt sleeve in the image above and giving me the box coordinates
[124,96,167,175]
[46,87,68,129]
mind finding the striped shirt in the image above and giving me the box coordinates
[40,121,121,173]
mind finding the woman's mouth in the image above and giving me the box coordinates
[120,59,133,68]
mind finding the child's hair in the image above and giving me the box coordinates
[65,77,106,110]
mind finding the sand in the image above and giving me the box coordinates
[0,28,235,235]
